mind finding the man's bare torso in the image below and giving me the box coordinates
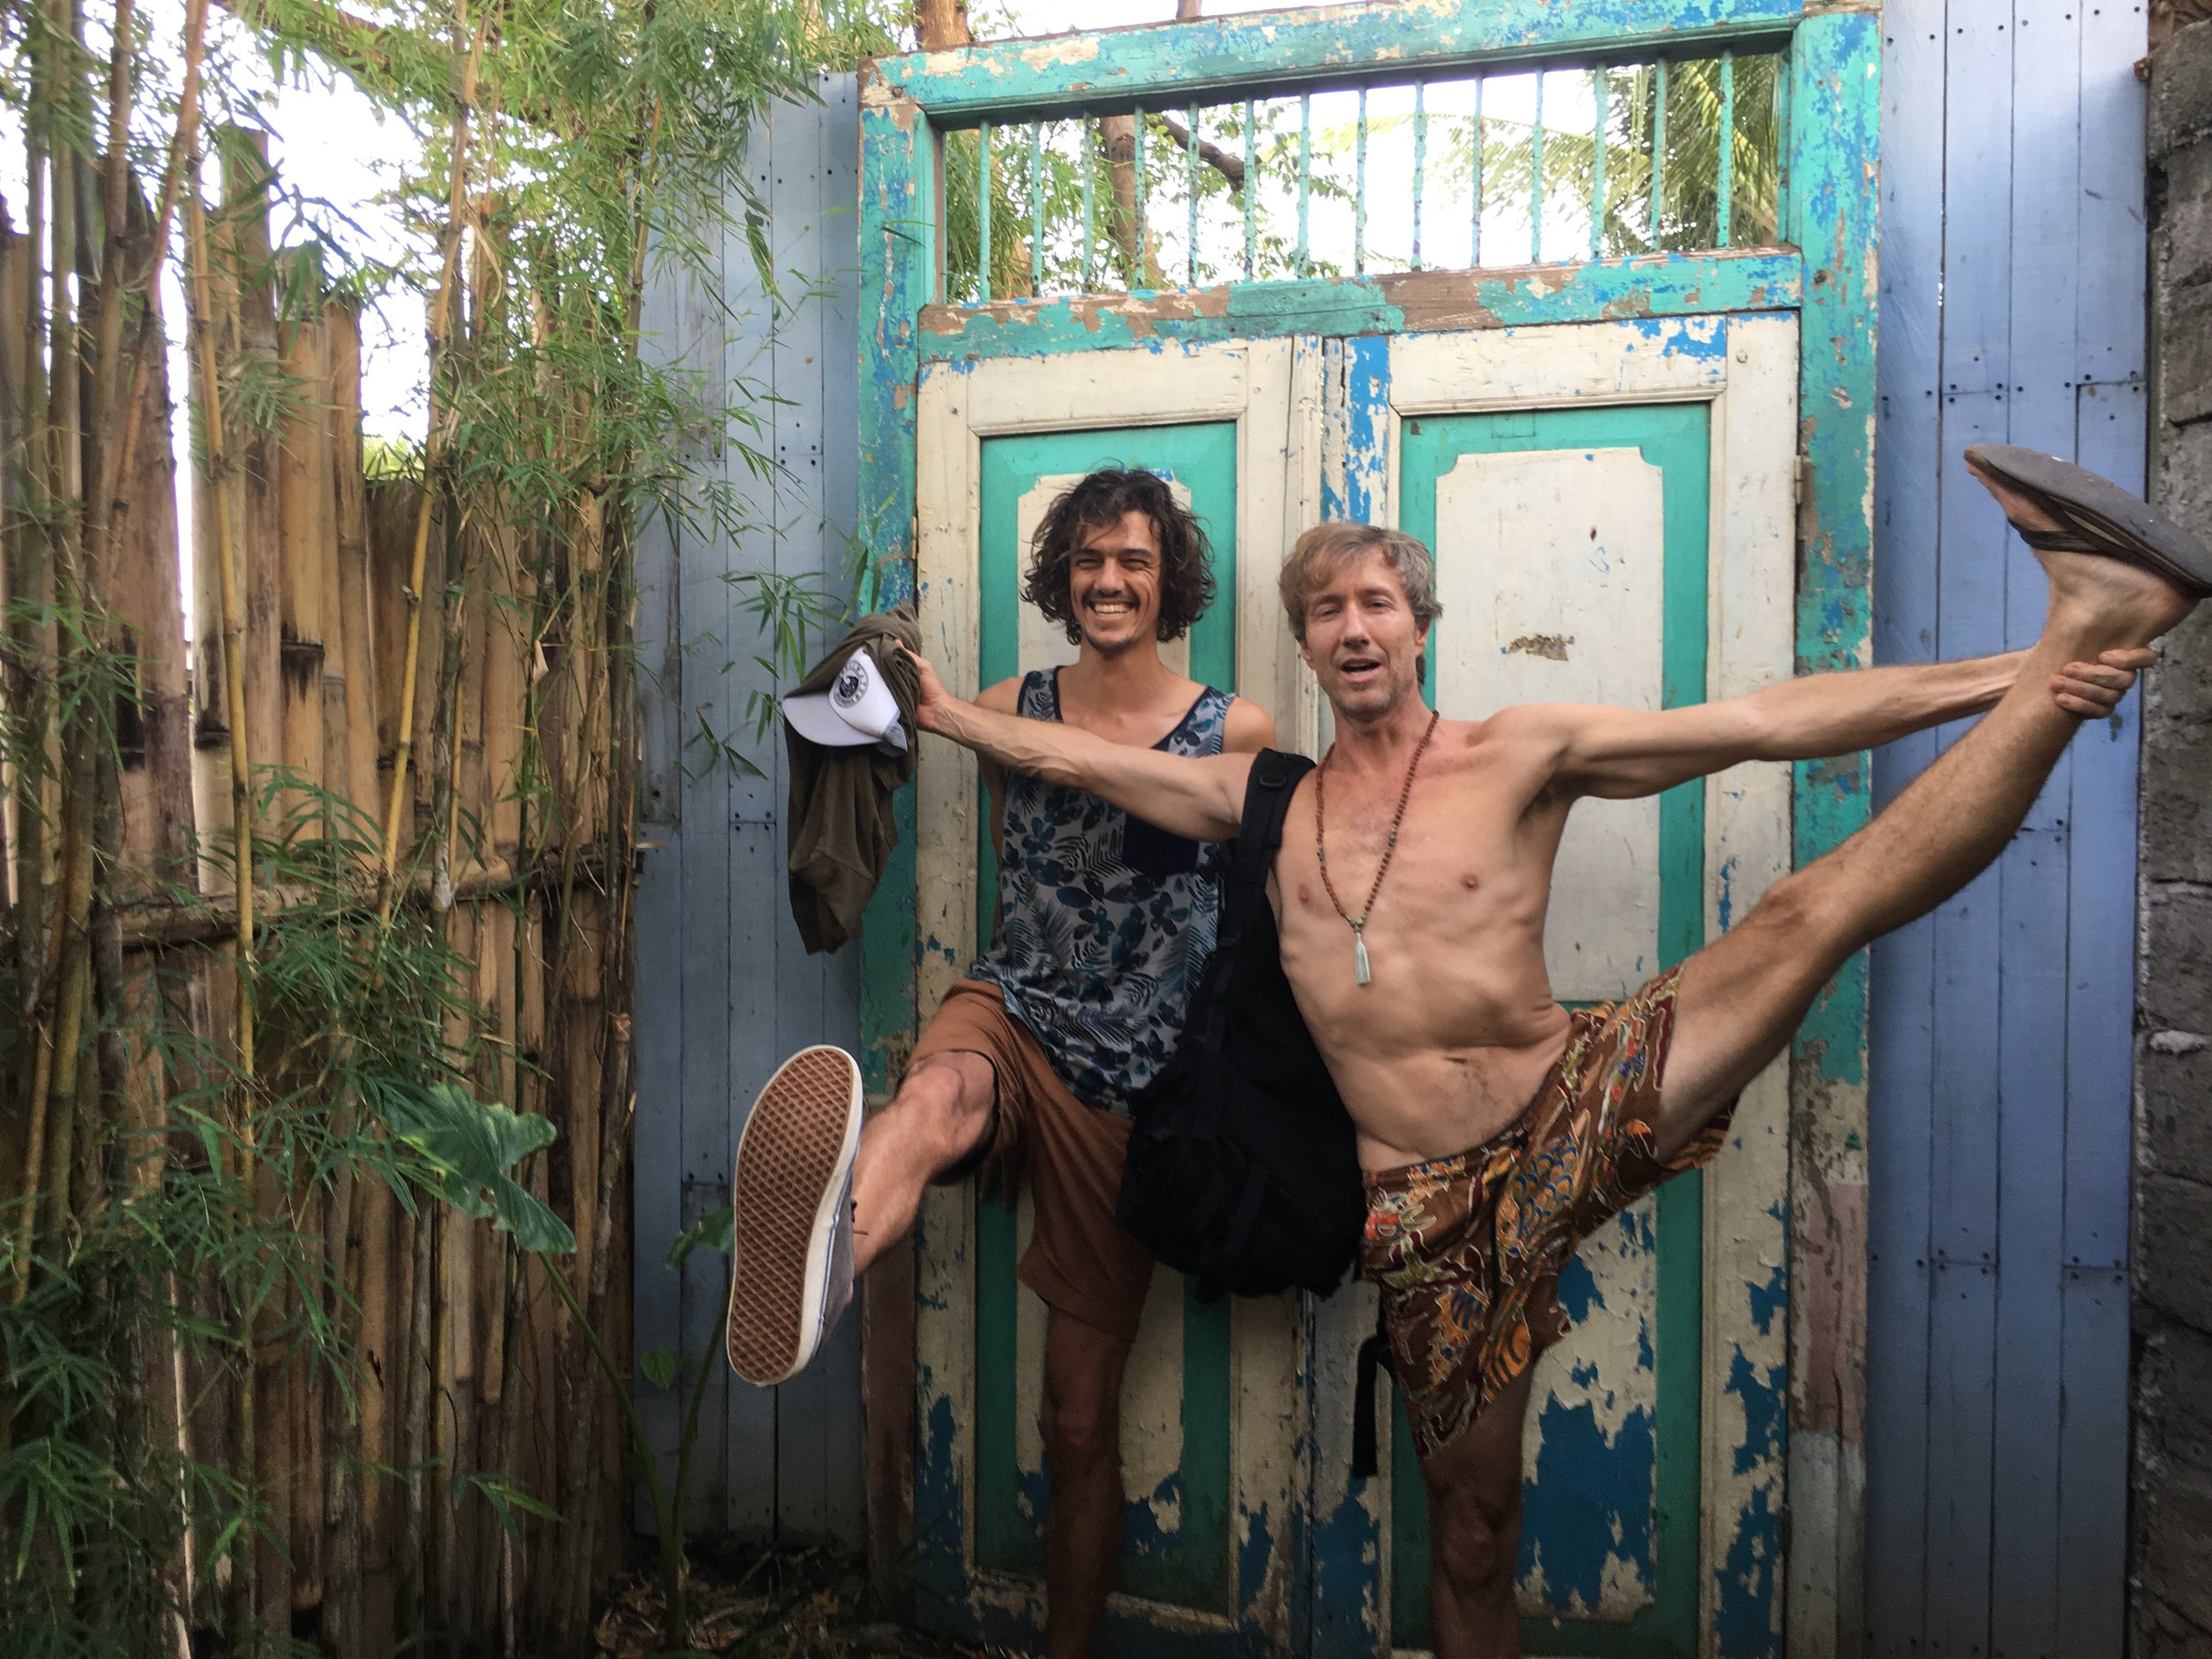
[1268,713,1579,1171]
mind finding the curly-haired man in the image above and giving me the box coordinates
[728,468,1274,1659]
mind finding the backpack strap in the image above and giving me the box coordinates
[1351,1300,1395,1480]
[1202,749,1314,1047]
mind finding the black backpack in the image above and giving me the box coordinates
[1116,749,1365,1301]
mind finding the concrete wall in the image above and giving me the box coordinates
[2133,19,2212,1655]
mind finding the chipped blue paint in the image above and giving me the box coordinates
[1341,334,1391,524]
[1236,1501,1275,1617]
[871,0,1806,122]
[1714,1485,1783,1657]
[1554,1250,1606,1324]
[1747,1262,1786,1337]
[1309,1482,1383,1655]
[917,1390,968,1620]
[1728,1347,1786,1478]
[1519,1398,1659,1610]
[916,250,1802,365]
[1717,853,1738,931]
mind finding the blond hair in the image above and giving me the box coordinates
[1276,522,1443,642]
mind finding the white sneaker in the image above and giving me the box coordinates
[726,1045,864,1386]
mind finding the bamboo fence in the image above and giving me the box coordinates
[3,134,639,1654]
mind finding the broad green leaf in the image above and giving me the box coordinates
[376,1082,577,1256]
[665,1203,733,1271]
[641,1346,680,1390]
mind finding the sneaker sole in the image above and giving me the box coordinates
[726,1045,864,1386]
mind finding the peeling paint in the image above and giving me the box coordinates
[1506,631,1575,660]
[917,253,1802,365]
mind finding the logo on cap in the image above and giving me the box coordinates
[833,657,870,710]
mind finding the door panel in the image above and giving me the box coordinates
[1348,319,1798,1658]
[911,341,1320,1655]
[973,421,1239,1612]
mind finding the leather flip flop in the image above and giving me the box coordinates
[1964,443,2212,600]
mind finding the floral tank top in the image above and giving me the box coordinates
[972,670,1232,1114]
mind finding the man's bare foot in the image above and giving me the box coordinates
[1965,455,2196,646]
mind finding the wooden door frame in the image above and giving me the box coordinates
[856,4,1879,1655]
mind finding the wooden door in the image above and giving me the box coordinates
[910,339,1322,1657]
[1304,316,1799,1657]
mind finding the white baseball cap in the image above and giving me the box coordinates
[783,646,908,754]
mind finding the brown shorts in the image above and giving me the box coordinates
[1360,964,1733,1460]
[908,979,1156,1342]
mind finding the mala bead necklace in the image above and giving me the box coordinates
[1314,709,1441,986]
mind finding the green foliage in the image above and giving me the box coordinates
[373,1082,576,1255]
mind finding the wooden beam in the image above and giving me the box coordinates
[870,0,1807,123]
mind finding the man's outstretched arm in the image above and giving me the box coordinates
[1525,647,2152,801]
[910,650,1254,842]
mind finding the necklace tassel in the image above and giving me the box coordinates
[1353,932,1371,987]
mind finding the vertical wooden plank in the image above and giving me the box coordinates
[815,73,872,1552]
[631,141,723,1521]
[1916,5,2013,1651]
[771,83,837,1543]
[2056,3,2147,1645]
[2056,378,2145,1659]
[1986,6,2083,1651]
[858,70,935,1589]
[718,104,779,1536]
[1863,4,1946,1648]
[1786,17,1880,1657]
[1920,393,2008,1659]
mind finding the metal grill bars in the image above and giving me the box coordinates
[942,50,1784,305]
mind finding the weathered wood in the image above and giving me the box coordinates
[276,259,329,819]
[326,301,381,827]
[108,280,194,893]
[222,131,283,847]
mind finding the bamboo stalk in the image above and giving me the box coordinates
[180,159,255,1090]
[276,251,328,825]
[379,0,495,923]
[222,133,282,837]
[85,0,208,616]
[182,149,264,1644]
[111,227,194,894]
[327,300,380,826]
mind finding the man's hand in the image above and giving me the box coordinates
[903,645,956,732]
[2051,647,2154,717]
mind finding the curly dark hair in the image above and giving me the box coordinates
[1021,467,1218,645]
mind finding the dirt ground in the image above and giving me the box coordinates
[594,1541,1008,1659]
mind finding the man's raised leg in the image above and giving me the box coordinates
[1649,509,2193,1158]
[728,1050,993,1383]
[849,1052,995,1276]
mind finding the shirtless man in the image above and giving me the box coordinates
[728,468,1274,1659]
[901,450,2180,1657]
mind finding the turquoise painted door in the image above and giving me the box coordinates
[1395,401,1713,1657]
[974,424,1240,1614]
[909,342,1318,1659]
[1310,319,1799,1657]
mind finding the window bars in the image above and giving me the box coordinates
[942,50,1785,305]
